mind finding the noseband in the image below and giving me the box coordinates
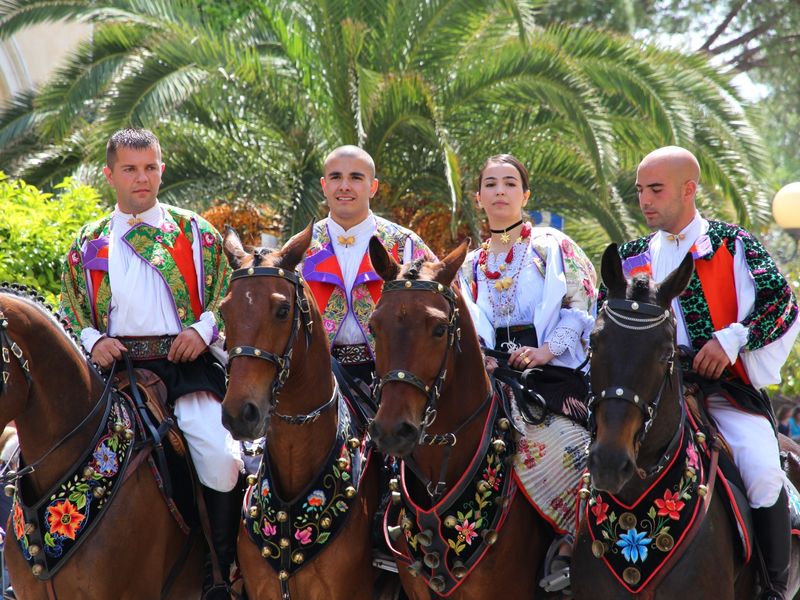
[588,298,683,475]
[226,266,314,408]
[0,309,31,390]
[372,279,461,432]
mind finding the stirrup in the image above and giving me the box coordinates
[539,555,571,594]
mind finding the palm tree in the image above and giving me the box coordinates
[0,0,770,255]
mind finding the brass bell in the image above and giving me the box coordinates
[248,506,260,519]
[291,551,305,564]
[492,439,506,454]
[31,564,44,577]
[497,418,510,431]
[92,486,106,499]
[277,511,288,522]
[655,532,674,552]
[4,484,15,497]
[696,432,706,444]
[453,560,467,579]
[482,529,498,545]
[578,488,591,500]
[246,474,258,487]
[417,529,433,547]
[581,473,591,485]
[591,540,607,558]
[619,512,637,530]
[83,466,96,480]
[477,480,491,494]
[113,422,124,433]
[278,570,289,581]
[23,522,35,535]
[443,515,457,528]
[388,478,400,492]
[347,437,360,449]
[123,428,134,440]
[279,538,290,548]
[697,484,708,497]
[429,575,446,593]
[344,486,356,498]
[407,561,423,577]
[320,516,332,529]
[261,546,272,558]
[387,525,402,541]
[28,545,41,557]
[401,517,413,531]
[391,491,401,505]
[423,551,440,569]
[622,567,641,586]
[337,457,349,470]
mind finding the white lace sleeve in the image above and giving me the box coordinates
[546,326,581,356]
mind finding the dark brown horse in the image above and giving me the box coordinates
[0,285,202,599]
[219,225,379,600]
[366,239,552,599]
[573,244,800,599]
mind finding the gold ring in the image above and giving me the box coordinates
[523,356,530,364]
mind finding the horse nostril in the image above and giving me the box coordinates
[620,456,635,481]
[394,422,419,443]
[241,402,260,424]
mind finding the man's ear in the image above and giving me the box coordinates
[103,165,113,185]
[369,177,379,197]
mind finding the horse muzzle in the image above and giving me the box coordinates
[587,444,636,494]
[368,418,420,457]
[221,398,271,441]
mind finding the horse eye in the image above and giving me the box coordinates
[276,304,290,319]
[433,324,446,338]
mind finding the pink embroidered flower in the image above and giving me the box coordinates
[456,519,478,545]
[295,526,313,545]
[69,250,81,266]
[482,466,500,491]
[591,496,609,525]
[582,278,595,297]
[262,520,276,537]
[560,239,575,259]
[155,235,163,243]
[323,318,337,334]
[202,232,216,247]
[161,221,177,233]
[655,490,685,520]
[686,443,700,470]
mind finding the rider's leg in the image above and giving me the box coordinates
[707,395,789,598]
[175,392,244,599]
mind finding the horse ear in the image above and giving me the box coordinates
[223,227,248,270]
[369,236,400,281]
[434,239,470,285]
[655,251,694,308]
[278,221,314,271]
[600,243,626,299]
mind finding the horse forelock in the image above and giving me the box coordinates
[628,274,657,303]
[252,247,277,267]
[398,259,438,283]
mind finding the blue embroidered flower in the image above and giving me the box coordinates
[617,529,651,563]
[92,444,118,477]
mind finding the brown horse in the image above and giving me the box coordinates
[219,225,379,600]
[572,244,800,599]
[0,285,202,599]
[366,239,552,599]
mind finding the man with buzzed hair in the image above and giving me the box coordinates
[614,146,800,599]
[300,145,435,382]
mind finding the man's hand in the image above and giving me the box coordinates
[91,337,128,369]
[168,328,207,363]
[692,338,731,380]
[508,345,554,370]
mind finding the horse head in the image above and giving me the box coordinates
[220,223,319,440]
[366,238,472,456]
[587,243,693,493]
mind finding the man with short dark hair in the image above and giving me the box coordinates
[60,128,242,599]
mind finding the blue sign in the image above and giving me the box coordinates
[528,210,564,230]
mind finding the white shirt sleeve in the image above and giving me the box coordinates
[80,327,105,353]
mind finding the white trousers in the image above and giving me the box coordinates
[707,394,785,508]
[174,391,243,492]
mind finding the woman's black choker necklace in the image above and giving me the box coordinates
[489,219,524,243]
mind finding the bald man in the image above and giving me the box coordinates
[299,145,435,382]
[614,146,800,599]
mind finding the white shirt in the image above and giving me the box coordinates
[648,212,800,388]
[80,202,218,353]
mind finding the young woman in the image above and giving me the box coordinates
[459,154,597,593]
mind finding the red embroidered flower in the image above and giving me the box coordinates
[456,519,478,545]
[591,496,609,525]
[47,499,86,540]
[68,250,81,266]
[482,466,500,491]
[13,502,25,540]
[655,490,685,520]
[202,232,216,247]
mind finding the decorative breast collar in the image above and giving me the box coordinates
[242,394,372,579]
[383,395,517,596]
[584,427,706,594]
[11,395,136,580]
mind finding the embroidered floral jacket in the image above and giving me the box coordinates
[60,204,229,338]
[616,220,798,352]
[300,216,434,353]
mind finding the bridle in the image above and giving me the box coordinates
[225,265,338,424]
[588,298,685,477]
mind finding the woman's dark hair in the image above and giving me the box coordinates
[478,154,530,192]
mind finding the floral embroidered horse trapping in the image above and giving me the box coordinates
[243,396,371,579]
[12,397,135,579]
[383,396,516,596]
[584,427,705,593]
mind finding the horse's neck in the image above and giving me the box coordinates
[17,340,106,499]
[265,320,338,500]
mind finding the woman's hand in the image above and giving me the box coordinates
[508,345,554,370]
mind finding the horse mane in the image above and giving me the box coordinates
[0,283,103,389]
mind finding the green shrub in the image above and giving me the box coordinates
[0,173,104,305]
